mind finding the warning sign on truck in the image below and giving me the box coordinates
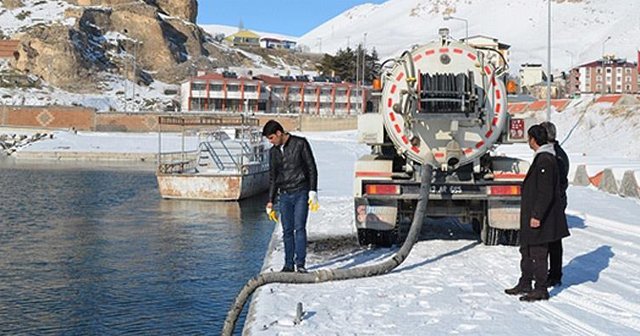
[509,118,525,140]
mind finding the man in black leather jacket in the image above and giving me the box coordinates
[263,120,318,273]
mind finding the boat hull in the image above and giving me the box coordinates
[157,170,269,201]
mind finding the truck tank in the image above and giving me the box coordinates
[355,29,531,246]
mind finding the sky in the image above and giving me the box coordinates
[197,0,387,37]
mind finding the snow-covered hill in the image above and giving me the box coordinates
[300,0,640,73]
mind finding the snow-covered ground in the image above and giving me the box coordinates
[244,131,640,335]
[15,130,199,154]
[2,107,640,334]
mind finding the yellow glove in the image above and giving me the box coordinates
[266,206,278,223]
[308,191,319,212]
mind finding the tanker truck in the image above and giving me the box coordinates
[355,29,530,246]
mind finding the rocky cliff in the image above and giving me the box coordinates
[6,0,244,92]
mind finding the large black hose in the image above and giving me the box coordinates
[222,164,434,335]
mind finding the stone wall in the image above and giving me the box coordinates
[0,106,95,130]
[253,115,357,132]
[0,107,357,132]
[300,115,357,131]
[96,113,160,132]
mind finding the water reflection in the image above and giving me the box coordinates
[0,166,272,334]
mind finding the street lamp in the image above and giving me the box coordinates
[444,15,469,42]
[602,36,611,58]
[565,50,575,69]
[601,36,611,95]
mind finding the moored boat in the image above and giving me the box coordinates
[156,115,269,201]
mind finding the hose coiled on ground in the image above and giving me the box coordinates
[222,164,434,335]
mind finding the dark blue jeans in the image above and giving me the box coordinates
[279,189,309,268]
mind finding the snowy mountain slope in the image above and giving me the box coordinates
[300,0,640,73]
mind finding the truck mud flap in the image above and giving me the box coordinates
[354,198,398,231]
[487,200,520,230]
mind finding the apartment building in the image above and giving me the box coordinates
[181,72,367,115]
[575,56,638,94]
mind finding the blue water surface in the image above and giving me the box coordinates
[0,165,273,335]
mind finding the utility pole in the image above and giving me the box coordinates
[362,33,367,86]
[132,42,137,112]
[546,0,551,122]
[355,43,360,87]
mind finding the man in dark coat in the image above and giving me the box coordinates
[540,121,570,287]
[505,125,570,302]
[263,120,319,274]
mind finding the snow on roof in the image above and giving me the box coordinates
[227,29,261,39]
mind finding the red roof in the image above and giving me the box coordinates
[191,73,256,83]
[256,74,355,88]
[526,99,570,112]
[595,95,623,104]
[508,103,528,114]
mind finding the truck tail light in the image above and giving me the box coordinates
[489,185,521,196]
[366,184,401,195]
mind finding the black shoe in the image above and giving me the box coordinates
[505,284,532,295]
[519,289,550,302]
[280,266,294,272]
[296,266,308,273]
[545,278,562,288]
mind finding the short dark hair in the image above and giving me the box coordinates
[539,121,557,141]
[262,120,284,137]
[527,124,548,146]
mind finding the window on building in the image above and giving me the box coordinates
[191,83,207,91]
[626,76,632,82]
[616,68,622,74]
[596,84,602,90]
[606,68,612,73]
[190,98,206,110]
[625,68,632,74]
[626,85,632,91]
[227,84,239,92]
[596,68,602,74]
[596,75,602,81]
[244,85,256,92]
[289,87,300,94]
[616,84,622,91]
[210,84,223,91]
[304,88,317,95]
